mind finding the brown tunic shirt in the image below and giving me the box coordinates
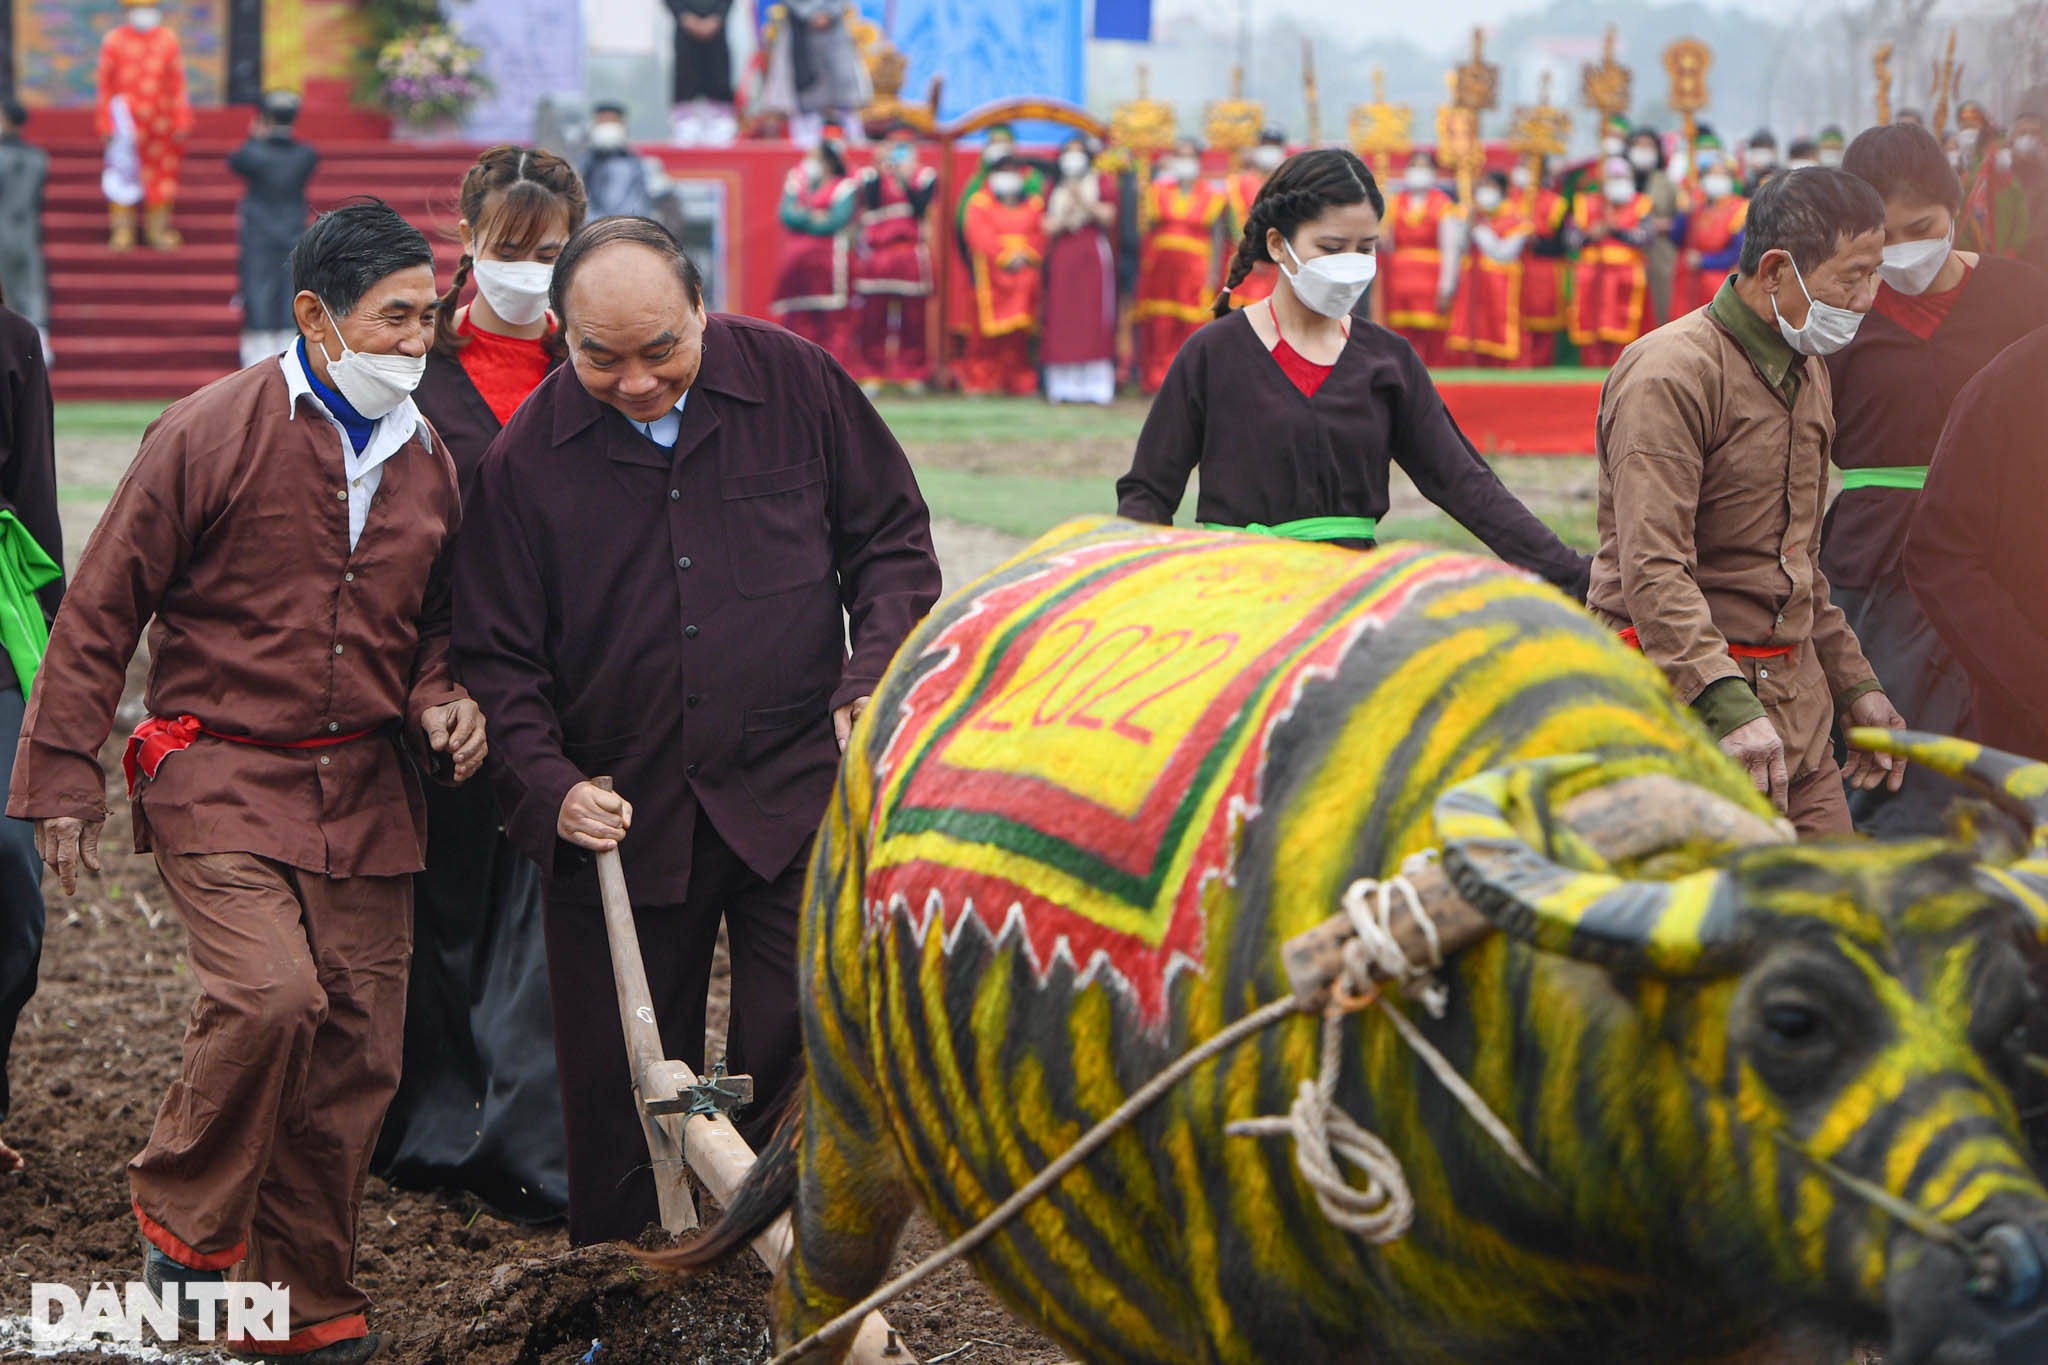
[1587,283,1876,766]
[1114,310,1590,596]
[451,314,941,907]
[6,360,466,877]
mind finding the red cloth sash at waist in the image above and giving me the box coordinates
[1617,626,1795,660]
[123,714,380,798]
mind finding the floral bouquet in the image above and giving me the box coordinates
[373,25,491,127]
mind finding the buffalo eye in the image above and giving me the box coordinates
[1764,1003,1822,1042]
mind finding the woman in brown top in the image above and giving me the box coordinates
[1115,149,1588,598]
[372,145,586,1226]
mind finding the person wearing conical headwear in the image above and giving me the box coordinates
[94,0,191,252]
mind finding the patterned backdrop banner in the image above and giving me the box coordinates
[447,0,586,145]
[14,0,225,107]
[858,0,1084,123]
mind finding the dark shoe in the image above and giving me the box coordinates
[142,1243,225,1326]
[233,1332,383,1364]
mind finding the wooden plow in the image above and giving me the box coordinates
[591,778,910,1361]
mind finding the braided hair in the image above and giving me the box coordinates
[434,144,589,354]
[1212,148,1383,318]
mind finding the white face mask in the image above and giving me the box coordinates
[318,301,425,420]
[1604,179,1636,205]
[1628,145,1660,172]
[1404,166,1435,192]
[1251,144,1285,172]
[2017,134,2043,159]
[471,258,554,327]
[1281,238,1376,318]
[1957,128,1981,154]
[1165,157,1200,183]
[1702,173,1734,200]
[1602,136,1626,157]
[1060,151,1090,180]
[1509,166,1534,190]
[989,171,1024,199]
[1474,185,1503,212]
[1818,148,1844,168]
[1879,225,1953,295]
[127,6,161,30]
[1771,257,1864,356]
[1746,149,1776,170]
[590,121,629,151]
[1787,158,1818,170]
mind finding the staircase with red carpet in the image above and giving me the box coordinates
[42,136,487,402]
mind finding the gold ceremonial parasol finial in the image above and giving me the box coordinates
[1302,37,1322,146]
[1581,23,1632,126]
[856,30,939,135]
[1511,70,1572,183]
[1112,65,1179,228]
[1444,29,1497,211]
[1205,64,1265,151]
[1874,42,1895,125]
[1662,38,1711,195]
[1349,67,1414,185]
[1929,30,1959,138]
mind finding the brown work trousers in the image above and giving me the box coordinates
[544,810,804,1247]
[131,851,410,1353]
[1743,643,1853,839]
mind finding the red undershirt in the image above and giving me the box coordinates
[1268,299,1342,397]
[456,311,555,424]
[1871,260,1974,340]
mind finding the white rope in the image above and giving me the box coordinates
[1227,874,1545,1244]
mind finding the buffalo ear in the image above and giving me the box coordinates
[1849,730,2048,850]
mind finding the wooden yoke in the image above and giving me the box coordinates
[1282,776,1789,1007]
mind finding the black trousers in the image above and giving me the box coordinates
[0,682,47,1126]
[543,808,804,1246]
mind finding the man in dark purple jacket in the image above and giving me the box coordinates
[451,216,940,1246]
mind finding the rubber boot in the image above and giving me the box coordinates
[108,204,137,251]
[145,203,183,251]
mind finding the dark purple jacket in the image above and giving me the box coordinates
[451,314,940,906]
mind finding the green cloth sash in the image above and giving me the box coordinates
[1200,515,1379,542]
[0,510,61,694]
[1838,466,1929,491]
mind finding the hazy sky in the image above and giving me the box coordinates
[1157,0,1788,58]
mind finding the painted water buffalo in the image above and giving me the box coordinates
[665,517,2048,1365]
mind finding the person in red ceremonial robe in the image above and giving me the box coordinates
[958,156,1047,396]
[1508,162,1568,367]
[1673,156,1749,316]
[770,130,860,369]
[1381,151,1458,366]
[1567,155,1655,366]
[1224,127,1288,311]
[1041,136,1118,405]
[1447,173,1529,367]
[852,130,937,392]
[1134,138,1226,393]
[96,0,191,251]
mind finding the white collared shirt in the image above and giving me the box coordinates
[631,391,690,448]
[279,343,428,552]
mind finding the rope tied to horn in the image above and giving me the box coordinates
[1227,871,1544,1243]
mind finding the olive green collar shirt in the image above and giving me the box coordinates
[1586,277,1879,739]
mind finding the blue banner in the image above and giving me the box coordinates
[857,0,1086,123]
[1092,0,1152,43]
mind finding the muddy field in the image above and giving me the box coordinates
[5,423,1605,1364]
[4,433,1059,1363]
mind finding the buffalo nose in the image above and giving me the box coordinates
[1969,1224,2046,1310]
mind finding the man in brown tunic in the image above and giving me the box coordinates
[452,217,940,1246]
[1588,169,1906,836]
[8,201,485,1364]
